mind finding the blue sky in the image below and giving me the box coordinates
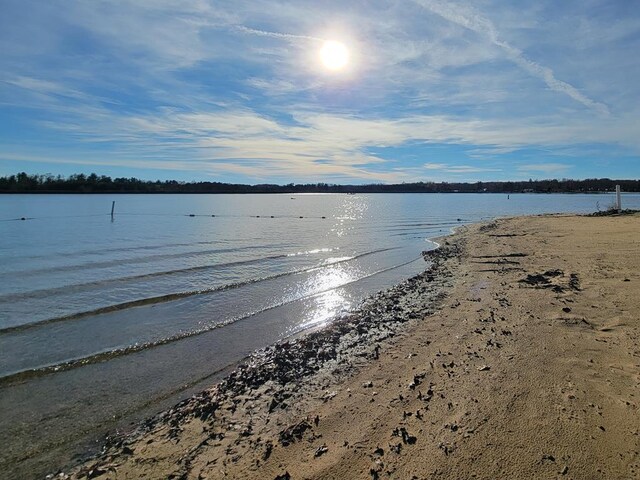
[1,0,639,183]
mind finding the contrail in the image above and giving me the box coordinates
[235,25,324,43]
[415,0,610,115]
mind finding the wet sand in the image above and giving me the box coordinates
[52,213,639,479]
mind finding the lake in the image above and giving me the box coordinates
[1,192,638,478]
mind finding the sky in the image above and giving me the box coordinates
[1,0,639,184]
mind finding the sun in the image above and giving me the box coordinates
[320,40,349,71]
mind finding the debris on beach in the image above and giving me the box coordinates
[314,444,328,457]
[392,427,417,445]
[279,420,312,446]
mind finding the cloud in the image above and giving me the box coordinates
[517,163,572,174]
[8,93,638,183]
[414,0,610,115]
[4,76,81,97]
[424,162,501,174]
[424,163,447,170]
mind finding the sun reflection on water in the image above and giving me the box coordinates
[286,262,358,335]
[296,288,351,332]
[286,195,371,335]
[330,194,369,237]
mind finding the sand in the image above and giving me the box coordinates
[53,213,639,479]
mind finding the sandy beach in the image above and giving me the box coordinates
[52,213,639,479]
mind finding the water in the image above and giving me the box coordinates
[1,192,638,478]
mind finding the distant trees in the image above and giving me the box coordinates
[0,172,638,194]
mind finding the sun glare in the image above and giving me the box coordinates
[320,40,349,71]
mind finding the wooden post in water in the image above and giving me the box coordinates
[111,201,116,219]
[616,185,621,213]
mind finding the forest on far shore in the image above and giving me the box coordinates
[1,172,638,194]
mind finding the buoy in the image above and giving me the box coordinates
[271,216,274,218]
[211,214,215,217]
[21,217,26,221]
[322,216,326,219]
[299,216,303,218]
[189,214,195,217]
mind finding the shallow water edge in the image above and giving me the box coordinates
[50,239,461,479]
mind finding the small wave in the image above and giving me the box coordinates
[6,238,237,261]
[0,247,345,302]
[0,254,422,386]
[287,247,335,257]
[0,247,395,334]
[0,316,246,386]
[0,253,292,303]
[0,244,281,279]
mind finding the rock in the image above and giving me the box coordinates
[392,427,417,445]
[569,274,581,290]
[363,381,373,388]
[262,441,273,461]
[279,420,311,446]
[274,472,291,480]
[477,365,491,371]
[560,465,569,475]
[322,391,337,402]
[390,442,402,454]
[438,442,454,456]
[314,444,328,457]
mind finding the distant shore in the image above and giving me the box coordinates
[52,212,639,479]
[2,172,639,194]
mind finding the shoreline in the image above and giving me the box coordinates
[51,213,639,479]
[47,235,460,479]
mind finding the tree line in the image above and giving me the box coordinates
[1,172,638,194]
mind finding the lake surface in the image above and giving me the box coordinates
[1,192,638,478]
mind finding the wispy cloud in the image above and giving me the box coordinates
[517,163,572,174]
[424,163,501,174]
[14,99,632,182]
[414,0,610,115]
[4,77,82,98]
